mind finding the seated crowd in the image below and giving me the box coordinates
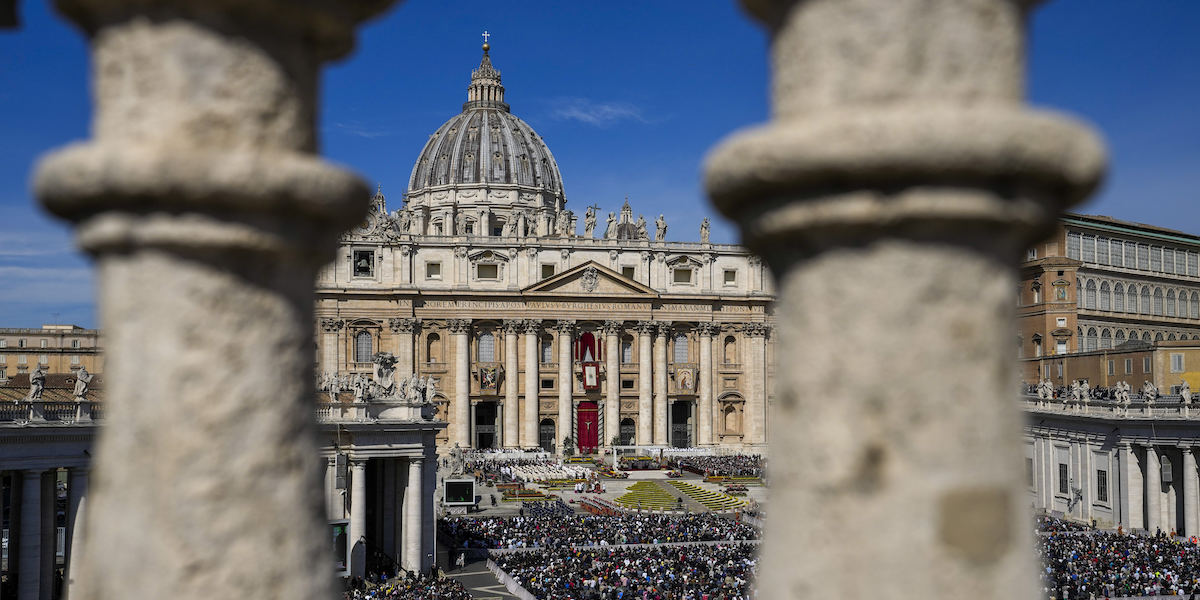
[441,513,760,549]
[670,455,765,478]
[491,543,757,600]
[344,572,471,600]
[1036,517,1200,599]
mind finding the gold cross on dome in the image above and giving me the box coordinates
[482,30,490,44]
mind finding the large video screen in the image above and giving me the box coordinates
[444,479,475,505]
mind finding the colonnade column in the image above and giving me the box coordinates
[34,2,394,597]
[391,318,418,379]
[603,321,622,447]
[66,467,90,599]
[450,319,471,448]
[17,469,44,600]
[1183,446,1198,536]
[1119,443,1143,530]
[703,0,1104,596]
[1147,445,1162,533]
[636,321,654,445]
[348,459,367,579]
[503,320,522,448]
[403,457,424,574]
[522,320,541,448]
[698,323,715,446]
[556,320,575,454]
[652,322,670,446]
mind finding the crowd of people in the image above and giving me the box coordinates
[670,455,765,478]
[1036,516,1200,599]
[343,571,471,600]
[491,543,758,600]
[440,513,760,549]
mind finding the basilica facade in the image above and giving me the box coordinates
[314,44,776,454]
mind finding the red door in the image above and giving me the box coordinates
[576,401,599,454]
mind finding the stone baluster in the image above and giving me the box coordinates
[34,2,395,598]
[704,0,1105,597]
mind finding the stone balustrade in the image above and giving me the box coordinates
[0,401,99,423]
[1,400,433,425]
[1020,393,1200,419]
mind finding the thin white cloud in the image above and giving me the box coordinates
[549,98,649,127]
[0,231,78,258]
[331,121,393,139]
[0,266,94,304]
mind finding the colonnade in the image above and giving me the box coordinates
[327,456,429,578]
[1,467,88,600]
[1123,443,1200,535]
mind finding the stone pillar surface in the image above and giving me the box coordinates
[33,2,395,598]
[636,321,654,445]
[503,320,521,448]
[348,459,367,578]
[403,457,424,574]
[66,468,89,600]
[450,319,471,448]
[392,318,418,379]
[698,323,715,446]
[556,320,574,453]
[1147,446,1162,533]
[396,460,411,572]
[744,324,768,445]
[18,469,43,600]
[652,322,669,445]
[523,320,541,448]
[1184,447,1198,536]
[604,320,621,447]
[1119,443,1141,530]
[703,1,1104,597]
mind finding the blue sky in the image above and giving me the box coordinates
[1,1,1197,328]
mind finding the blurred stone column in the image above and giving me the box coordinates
[17,468,44,600]
[65,467,89,600]
[34,1,396,598]
[704,0,1104,597]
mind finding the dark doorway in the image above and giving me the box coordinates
[474,401,498,449]
[619,418,636,446]
[670,400,693,448]
[539,419,556,453]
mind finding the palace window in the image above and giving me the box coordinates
[672,268,693,284]
[476,264,498,280]
[541,264,556,280]
[1096,470,1108,503]
[540,378,554,390]
[1151,246,1163,271]
[1153,289,1164,315]
[1097,238,1109,264]
[1026,248,1038,261]
[426,333,442,363]
[1081,235,1095,262]
[18,354,27,364]
[1144,357,1152,373]
[724,336,737,363]
[1125,242,1137,268]
[352,250,374,277]
[1058,463,1069,495]
[38,354,47,365]
[1141,288,1151,314]
[426,262,442,280]
[71,339,80,349]
[621,379,635,390]
[1113,283,1124,312]
[1171,353,1185,373]
[1167,290,1176,316]
[1066,232,1080,260]
[1084,280,1096,309]
[0,339,6,348]
[0,354,5,364]
[71,355,80,365]
[723,269,737,286]
[621,336,633,363]
[621,266,636,279]
[1137,244,1149,270]
[478,332,496,362]
[40,339,47,348]
[540,336,553,363]
[1107,360,1115,376]
[1125,358,1133,374]
[355,331,372,363]
[673,334,688,363]
[1099,282,1110,311]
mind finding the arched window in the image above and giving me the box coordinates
[355,331,372,363]
[1167,290,1176,317]
[1168,333,1177,341]
[673,333,689,363]
[1113,283,1125,312]
[1155,332,1164,342]
[1142,331,1152,342]
[1128,285,1139,313]
[1086,328,1098,352]
[1085,280,1097,309]
[1099,282,1111,311]
[1193,335,1200,341]
[723,336,737,364]
[1153,288,1164,316]
[540,335,554,364]
[426,333,442,363]
[477,331,495,362]
[1115,330,1126,346]
[1141,288,1151,315]
[621,335,634,364]
[1192,292,1199,319]
[722,403,741,435]
[1077,327,1084,351]
[1100,329,1112,350]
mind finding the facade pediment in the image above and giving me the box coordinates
[521,261,658,297]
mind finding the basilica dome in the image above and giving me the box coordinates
[406,45,565,210]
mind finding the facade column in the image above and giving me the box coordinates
[450,319,471,448]
[703,0,1105,597]
[1146,445,1162,534]
[396,460,412,572]
[652,322,670,446]
[556,320,575,453]
[33,2,394,598]
[391,318,418,379]
[522,320,542,448]
[636,321,654,445]
[18,469,44,600]
[743,323,769,446]
[348,459,367,579]
[698,323,715,446]
[321,319,346,376]
[603,321,622,447]
[66,467,90,600]
[503,320,521,448]
[1184,446,1198,537]
[403,457,424,575]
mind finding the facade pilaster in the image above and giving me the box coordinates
[503,320,522,448]
[389,318,419,379]
[636,321,654,445]
[744,323,769,445]
[652,322,670,446]
[404,457,424,573]
[449,319,471,448]
[1147,445,1162,533]
[698,322,716,446]
[348,459,367,579]
[702,0,1104,596]
[1184,446,1198,536]
[603,321,622,447]
[522,320,541,448]
[18,469,44,600]
[556,320,575,453]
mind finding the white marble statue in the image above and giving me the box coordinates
[397,209,411,234]
[584,206,597,238]
[1142,380,1158,404]
[1078,379,1090,403]
[73,366,94,402]
[1181,380,1191,405]
[654,214,667,241]
[373,352,397,398]
[635,215,648,240]
[604,212,617,239]
[700,217,710,244]
[424,375,437,402]
[25,366,45,402]
[556,210,571,236]
[1070,380,1081,403]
